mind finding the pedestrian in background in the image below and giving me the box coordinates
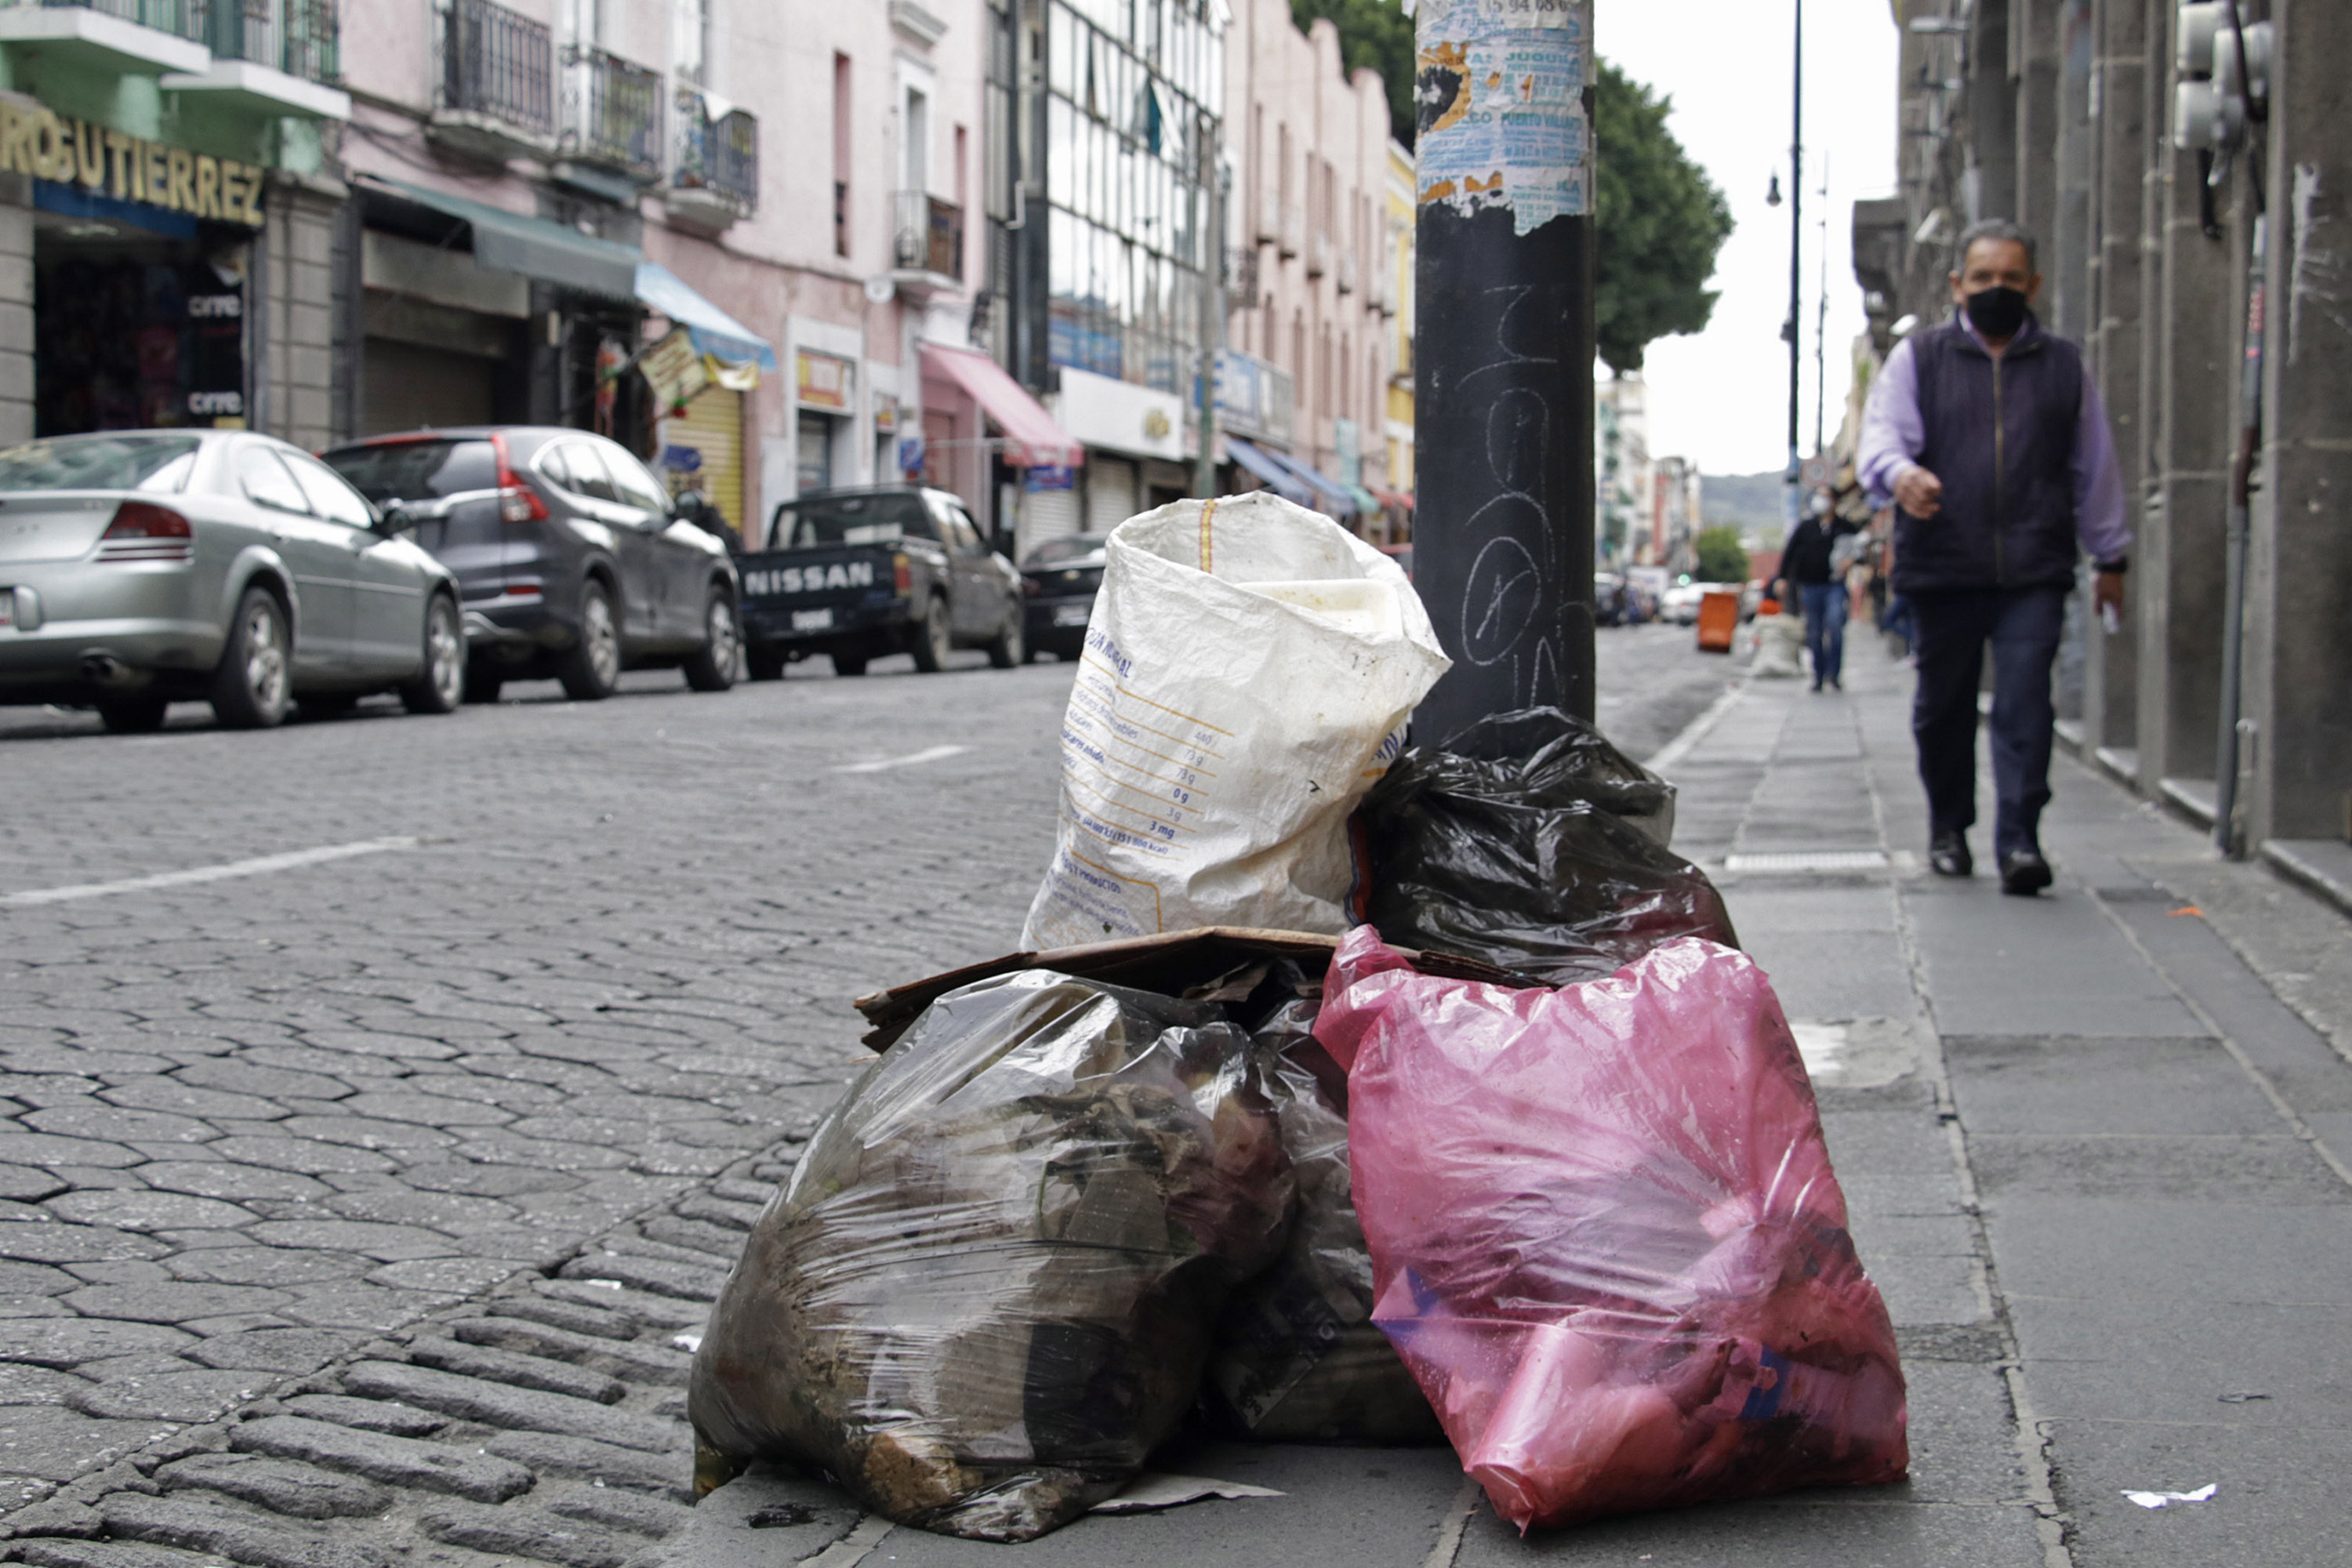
[1775,492,1859,693]
[1858,219,2129,896]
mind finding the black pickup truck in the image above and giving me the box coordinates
[737,487,1025,678]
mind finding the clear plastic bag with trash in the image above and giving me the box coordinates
[687,970,1294,1542]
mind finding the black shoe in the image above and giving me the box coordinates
[1929,831,1973,877]
[1999,849,2054,897]
[1829,674,1842,690]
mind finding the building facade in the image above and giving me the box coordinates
[1380,133,1413,535]
[1855,0,2351,873]
[1595,373,1650,568]
[1218,2,1392,534]
[0,1,350,452]
[337,0,996,546]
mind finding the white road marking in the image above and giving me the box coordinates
[832,744,970,774]
[2,837,418,907]
[1643,677,1747,775]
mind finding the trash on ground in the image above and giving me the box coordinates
[2123,1483,2217,1508]
[1090,1472,1288,1512]
[688,971,1293,1542]
[1751,611,1806,678]
[1354,707,1739,984]
[1019,493,1449,951]
[1315,927,1908,1532]
[1209,996,1445,1444]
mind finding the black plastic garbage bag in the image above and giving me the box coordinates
[1207,999,1444,1443]
[688,971,1294,1542]
[1354,706,1737,984]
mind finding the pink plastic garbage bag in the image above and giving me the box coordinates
[1315,927,1907,1532]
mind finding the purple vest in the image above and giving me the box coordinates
[1892,316,2086,594]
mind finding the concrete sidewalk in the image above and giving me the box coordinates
[673,644,2352,1568]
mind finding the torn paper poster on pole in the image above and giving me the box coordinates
[1414,0,1592,235]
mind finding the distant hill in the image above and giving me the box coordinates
[1700,471,1790,537]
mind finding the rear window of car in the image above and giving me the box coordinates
[0,434,198,492]
[323,439,498,504]
[772,492,935,550]
[1022,535,1111,568]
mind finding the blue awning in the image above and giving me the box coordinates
[365,176,641,299]
[1225,437,1316,506]
[1260,445,1359,515]
[634,261,779,372]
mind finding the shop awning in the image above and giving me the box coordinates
[1346,483,1383,517]
[1260,445,1359,515]
[1225,437,1317,506]
[633,261,777,372]
[1372,488,1415,514]
[920,343,1083,469]
[362,176,641,300]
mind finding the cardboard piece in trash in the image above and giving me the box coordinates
[1090,1472,1287,1513]
[852,925,1521,1052]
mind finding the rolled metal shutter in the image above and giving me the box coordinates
[1020,484,1081,558]
[1085,456,1138,532]
[662,386,746,541]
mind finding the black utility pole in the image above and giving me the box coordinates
[1410,1,1598,737]
[1784,0,1804,524]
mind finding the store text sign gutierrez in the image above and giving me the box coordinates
[0,100,266,227]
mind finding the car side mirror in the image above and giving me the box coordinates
[377,501,411,532]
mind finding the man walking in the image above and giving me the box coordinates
[1858,220,2129,895]
[1776,493,1859,692]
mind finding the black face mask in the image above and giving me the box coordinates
[1965,285,2030,339]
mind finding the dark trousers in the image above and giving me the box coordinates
[1910,586,2067,857]
[1798,583,1847,686]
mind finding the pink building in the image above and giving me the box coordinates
[338,0,1000,541]
[1221,3,1392,523]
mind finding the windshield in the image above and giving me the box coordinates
[0,434,198,493]
[771,492,934,550]
[1022,535,1111,568]
[322,439,499,503]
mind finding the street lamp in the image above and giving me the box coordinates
[1784,0,1804,527]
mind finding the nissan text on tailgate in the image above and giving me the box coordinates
[737,486,1022,678]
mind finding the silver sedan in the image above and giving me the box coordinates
[0,430,464,732]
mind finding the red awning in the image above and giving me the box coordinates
[1372,488,1414,513]
[919,343,1084,470]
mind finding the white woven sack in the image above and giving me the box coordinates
[1019,492,1450,950]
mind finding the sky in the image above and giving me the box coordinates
[1597,0,1903,475]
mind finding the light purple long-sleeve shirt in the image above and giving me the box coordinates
[1857,316,2132,566]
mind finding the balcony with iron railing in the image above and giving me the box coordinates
[891,190,964,292]
[1,0,346,112]
[430,0,553,158]
[667,86,757,229]
[561,42,661,179]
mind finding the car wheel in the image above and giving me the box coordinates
[746,645,786,681]
[96,696,169,734]
[910,593,952,673]
[209,586,292,729]
[683,587,739,692]
[557,579,622,701]
[463,669,504,704]
[401,594,465,714]
[830,652,869,677]
[985,604,1024,669]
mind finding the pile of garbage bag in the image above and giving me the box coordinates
[690,503,1904,1543]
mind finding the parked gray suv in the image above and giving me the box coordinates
[323,427,739,702]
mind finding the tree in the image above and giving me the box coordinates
[1693,527,1751,585]
[1289,0,1417,150]
[1593,61,1733,375]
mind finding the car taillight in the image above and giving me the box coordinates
[893,552,912,595]
[97,502,193,561]
[490,433,547,524]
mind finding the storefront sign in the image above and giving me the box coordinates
[797,349,854,411]
[637,328,708,412]
[873,395,898,434]
[2,100,266,227]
